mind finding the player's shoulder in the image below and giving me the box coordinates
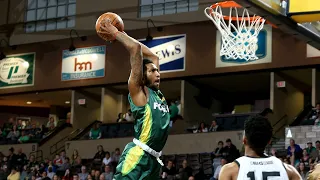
[283,163,302,180]
[219,162,239,180]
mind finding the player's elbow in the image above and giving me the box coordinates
[129,42,142,55]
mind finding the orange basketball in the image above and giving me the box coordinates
[95,12,124,41]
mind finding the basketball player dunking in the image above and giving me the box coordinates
[100,21,170,179]
[219,115,301,180]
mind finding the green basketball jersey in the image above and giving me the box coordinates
[128,87,170,152]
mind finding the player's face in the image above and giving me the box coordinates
[145,63,160,90]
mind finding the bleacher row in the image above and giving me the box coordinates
[81,113,252,140]
[78,152,214,178]
[161,153,213,175]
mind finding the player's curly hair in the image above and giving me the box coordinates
[143,59,153,73]
[244,115,273,156]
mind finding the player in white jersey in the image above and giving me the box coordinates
[219,115,301,180]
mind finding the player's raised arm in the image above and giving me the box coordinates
[100,20,146,106]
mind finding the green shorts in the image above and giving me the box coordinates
[113,142,161,180]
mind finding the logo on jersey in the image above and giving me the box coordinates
[250,161,274,165]
[153,102,169,113]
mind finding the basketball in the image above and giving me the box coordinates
[95,12,124,41]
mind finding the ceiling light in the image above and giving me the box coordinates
[65,101,70,104]
[69,29,87,51]
[26,101,32,104]
[146,19,163,42]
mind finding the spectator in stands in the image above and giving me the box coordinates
[18,131,30,144]
[53,174,59,180]
[313,141,320,162]
[178,159,193,180]
[60,151,67,164]
[224,139,240,163]
[57,157,71,172]
[102,151,112,166]
[45,161,57,173]
[297,162,307,179]
[271,148,278,157]
[301,149,310,170]
[94,170,101,180]
[303,103,320,125]
[40,125,49,138]
[112,148,121,165]
[211,157,227,180]
[99,174,105,180]
[124,109,134,122]
[212,141,225,172]
[20,165,28,180]
[116,113,125,123]
[89,124,102,140]
[0,129,6,143]
[102,165,113,180]
[3,118,15,136]
[7,166,19,180]
[16,148,27,168]
[6,125,20,144]
[169,100,179,120]
[87,174,93,180]
[78,166,88,180]
[53,154,63,167]
[287,138,302,167]
[306,161,315,178]
[209,120,220,132]
[197,122,208,133]
[0,162,9,179]
[66,112,71,124]
[27,155,37,170]
[62,169,72,180]
[47,116,57,130]
[188,176,195,180]
[71,149,81,168]
[73,174,79,180]
[161,160,177,179]
[7,147,17,171]
[28,124,42,140]
[47,166,55,179]
[16,119,23,130]
[194,167,205,180]
[93,145,105,164]
[306,141,316,156]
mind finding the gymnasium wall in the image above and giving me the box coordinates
[72,89,101,128]
[103,89,126,124]
[183,80,222,124]
[285,126,320,149]
[271,73,305,126]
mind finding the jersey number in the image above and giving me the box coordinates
[247,171,280,180]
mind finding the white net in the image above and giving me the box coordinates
[204,4,266,61]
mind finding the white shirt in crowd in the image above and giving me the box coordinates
[103,157,113,166]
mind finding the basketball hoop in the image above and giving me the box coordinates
[204,1,266,61]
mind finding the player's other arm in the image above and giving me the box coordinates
[284,163,302,180]
[219,162,238,180]
[114,31,147,106]
[139,43,159,67]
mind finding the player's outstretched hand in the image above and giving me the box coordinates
[99,19,119,41]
